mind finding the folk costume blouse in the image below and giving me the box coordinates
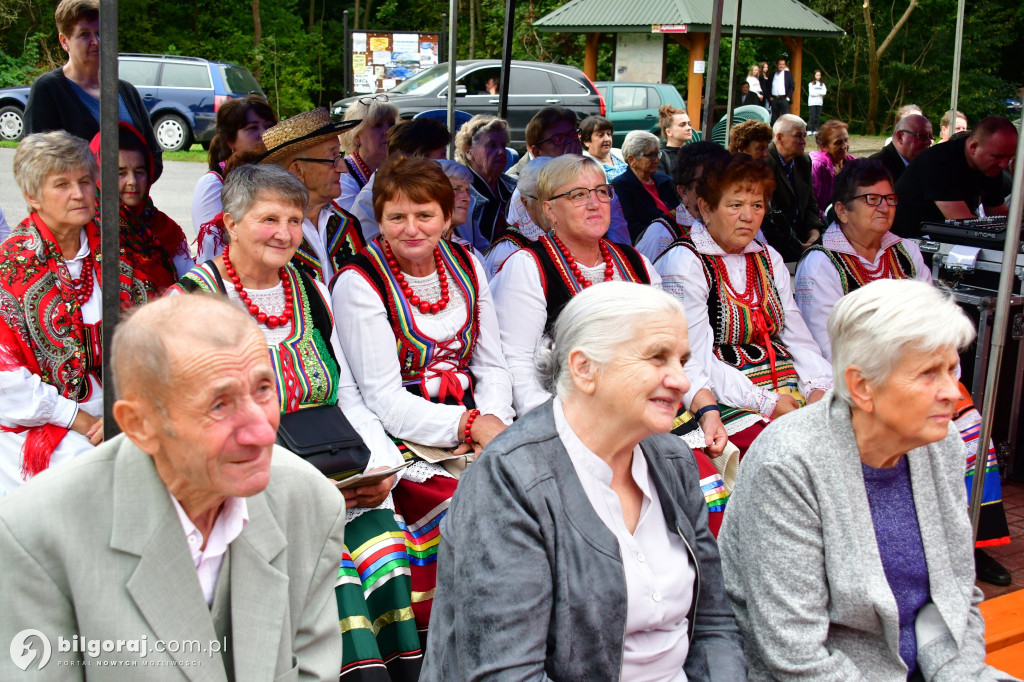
[292,200,365,285]
[332,238,514,448]
[491,235,665,417]
[795,224,931,360]
[192,170,225,262]
[657,222,832,418]
[0,216,150,496]
[635,204,697,263]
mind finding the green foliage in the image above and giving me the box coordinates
[0,0,1019,133]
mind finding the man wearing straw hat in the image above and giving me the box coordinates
[260,107,364,284]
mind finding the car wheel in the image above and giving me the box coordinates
[0,105,25,141]
[154,113,193,152]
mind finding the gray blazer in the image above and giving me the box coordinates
[719,392,1017,681]
[421,400,746,681]
[0,435,346,681]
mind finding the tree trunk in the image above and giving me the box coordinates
[362,0,373,30]
[863,0,918,135]
[252,0,262,81]
[469,0,476,59]
[308,0,315,31]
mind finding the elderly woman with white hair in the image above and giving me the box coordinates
[455,115,517,246]
[719,279,1016,681]
[338,93,399,210]
[482,155,552,279]
[435,158,485,262]
[0,131,151,496]
[612,129,681,242]
[422,281,746,681]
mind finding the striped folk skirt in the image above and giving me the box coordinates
[955,383,1010,548]
[336,508,423,681]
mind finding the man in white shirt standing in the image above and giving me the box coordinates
[0,295,346,678]
[769,57,795,125]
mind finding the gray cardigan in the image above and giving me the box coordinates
[719,391,1018,681]
[420,400,746,681]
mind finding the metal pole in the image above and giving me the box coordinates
[497,0,516,121]
[723,0,742,149]
[342,10,349,99]
[99,0,120,438]
[446,0,458,159]
[702,0,725,135]
[969,122,1024,538]
[947,0,965,138]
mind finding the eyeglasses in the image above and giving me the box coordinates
[294,154,346,171]
[358,94,389,106]
[850,193,899,207]
[638,151,660,160]
[549,185,615,206]
[537,128,582,148]
[899,130,932,143]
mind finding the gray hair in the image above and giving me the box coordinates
[221,164,309,223]
[13,130,98,201]
[434,158,473,185]
[537,154,606,201]
[621,130,660,161]
[338,97,400,152]
[454,115,510,165]
[828,279,975,405]
[773,114,806,136]
[517,156,554,199]
[535,282,687,398]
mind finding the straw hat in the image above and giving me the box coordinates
[259,108,361,165]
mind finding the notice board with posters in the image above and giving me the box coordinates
[349,31,441,94]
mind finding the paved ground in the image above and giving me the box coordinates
[0,147,206,245]
[981,480,1024,599]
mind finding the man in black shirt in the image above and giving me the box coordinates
[893,116,1016,239]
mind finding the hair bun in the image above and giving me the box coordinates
[533,336,559,394]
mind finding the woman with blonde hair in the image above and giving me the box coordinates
[338,93,399,210]
[746,64,764,106]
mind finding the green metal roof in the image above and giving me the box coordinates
[534,0,845,38]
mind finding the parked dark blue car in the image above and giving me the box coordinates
[0,54,264,151]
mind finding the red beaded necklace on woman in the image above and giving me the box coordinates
[222,245,294,329]
[551,234,614,288]
[383,240,450,314]
[69,250,96,305]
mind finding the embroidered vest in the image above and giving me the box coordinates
[523,235,651,333]
[483,227,531,257]
[639,214,687,250]
[173,262,341,413]
[804,242,916,294]
[340,239,480,401]
[292,201,365,284]
[683,241,797,389]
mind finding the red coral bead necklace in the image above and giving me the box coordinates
[222,245,294,329]
[384,240,450,314]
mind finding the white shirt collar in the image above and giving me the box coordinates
[168,491,249,565]
[690,221,765,255]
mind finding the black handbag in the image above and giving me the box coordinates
[276,404,371,481]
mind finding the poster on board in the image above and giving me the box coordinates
[349,31,441,94]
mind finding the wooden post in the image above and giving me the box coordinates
[584,33,599,80]
[783,36,804,117]
[686,32,707,131]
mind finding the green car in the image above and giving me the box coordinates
[594,81,688,147]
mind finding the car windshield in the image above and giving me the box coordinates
[219,65,265,97]
[387,64,453,95]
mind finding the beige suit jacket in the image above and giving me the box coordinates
[0,435,345,681]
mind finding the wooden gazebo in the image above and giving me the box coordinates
[534,0,844,130]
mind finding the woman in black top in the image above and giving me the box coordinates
[25,0,162,180]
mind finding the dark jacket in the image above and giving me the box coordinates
[869,142,908,185]
[767,142,824,253]
[26,68,163,180]
[612,165,681,243]
[421,400,747,682]
[767,69,794,103]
